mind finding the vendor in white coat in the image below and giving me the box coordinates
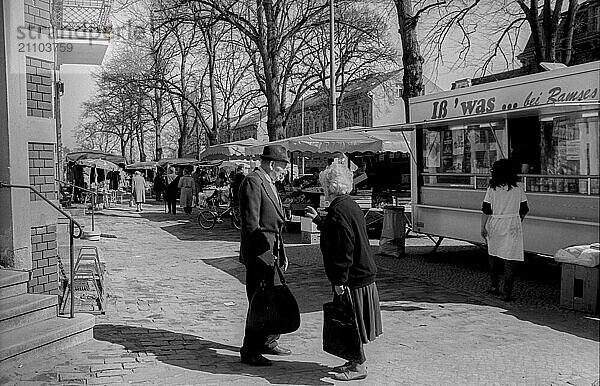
[481,159,529,302]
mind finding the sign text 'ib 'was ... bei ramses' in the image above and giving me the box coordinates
[409,62,600,123]
[428,85,598,120]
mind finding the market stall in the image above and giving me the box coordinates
[65,151,126,205]
[200,138,265,161]
[246,127,413,238]
[405,60,599,256]
[246,127,412,206]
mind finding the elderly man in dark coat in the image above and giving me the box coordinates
[239,144,292,367]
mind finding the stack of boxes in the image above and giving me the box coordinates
[300,216,320,244]
[560,263,599,314]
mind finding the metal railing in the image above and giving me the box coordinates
[422,173,600,195]
[56,179,99,231]
[52,0,112,34]
[0,182,82,318]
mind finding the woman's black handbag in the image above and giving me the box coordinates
[323,292,365,362]
[247,264,300,335]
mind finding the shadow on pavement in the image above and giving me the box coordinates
[94,324,333,385]
[203,242,599,343]
[136,211,242,242]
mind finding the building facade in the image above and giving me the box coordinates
[285,71,441,138]
[222,71,441,143]
[1,0,110,293]
[217,110,268,144]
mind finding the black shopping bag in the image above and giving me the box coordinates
[247,264,300,335]
[323,292,365,362]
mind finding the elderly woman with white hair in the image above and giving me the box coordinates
[305,163,382,381]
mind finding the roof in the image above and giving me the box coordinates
[245,126,411,155]
[66,150,126,164]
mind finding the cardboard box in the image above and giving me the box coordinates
[560,263,599,313]
[301,216,318,232]
[301,231,320,244]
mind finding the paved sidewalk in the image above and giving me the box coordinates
[1,202,598,385]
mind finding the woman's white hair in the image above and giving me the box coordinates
[319,163,353,196]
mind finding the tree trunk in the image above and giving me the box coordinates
[136,90,146,162]
[151,11,163,161]
[261,0,284,141]
[154,87,163,160]
[205,11,220,146]
[563,0,579,64]
[395,0,425,122]
[542,0,564,62]
[526,0,545,65]
[177,136,184,158]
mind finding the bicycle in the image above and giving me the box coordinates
[197,201,241,230]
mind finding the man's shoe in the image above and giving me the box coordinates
[240,354,272,366]
[262,345,292,356]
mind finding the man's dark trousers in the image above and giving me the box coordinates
[240,261,279,357]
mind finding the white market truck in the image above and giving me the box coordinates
[404,61,599,256]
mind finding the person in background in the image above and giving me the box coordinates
[153,170,165,201]
[239,145,292,367]
[305,163,382,381]
[131,171,146,212]
[481,158,529,302]
[178,167,197,215]
[164,167,179,215]
[217,169,229,187]
[302,167,320,189]
[192,167,205,207]
[230,164,247,207]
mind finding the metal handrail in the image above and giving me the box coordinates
[55,179,98,231]
[422,172,599,194]
[55,178,98,195]
[422,172,600,179]
[0,182,81,319]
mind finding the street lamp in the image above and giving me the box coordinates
[301,95,305,136]
[290,89,305,137]
[330,0,337,131]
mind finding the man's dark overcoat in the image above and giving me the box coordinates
[238,168,288,356]
[239,168,287,269]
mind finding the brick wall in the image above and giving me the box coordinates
[26,57,53,118]
[24,0,51,33]
[28,142,57,201]
[29,224,59,295]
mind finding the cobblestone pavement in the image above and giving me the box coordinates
[1,202,598,385]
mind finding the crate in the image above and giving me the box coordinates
[560,263,599,313]
[301,231,320,244]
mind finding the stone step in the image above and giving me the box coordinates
[0,313,95,366]
[0,293,58,332]
[0,270,29,300]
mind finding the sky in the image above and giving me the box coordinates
[60,2,524,150]
[60,65,97,150]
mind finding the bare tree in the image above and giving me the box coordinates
[190,0,330,141]
[419,0,581,78]
[289,1,400,126]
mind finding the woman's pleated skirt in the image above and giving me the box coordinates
[350,281,383,344]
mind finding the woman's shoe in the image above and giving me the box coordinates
[332,361,353,373]
[332,365,367,381]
